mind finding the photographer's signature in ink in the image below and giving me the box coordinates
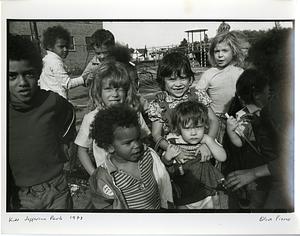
[259,215,291,223]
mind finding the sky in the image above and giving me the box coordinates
[103,21,293,49]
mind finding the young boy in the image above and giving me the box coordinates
[89,105,173,209]
[82,29,115,79]
[39,25,88,99]
[8,34,75,210]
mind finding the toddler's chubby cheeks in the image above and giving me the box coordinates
[179,120,206,145]
[109,125,144,163]
[49,38,69,59]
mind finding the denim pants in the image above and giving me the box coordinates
[15,173,73,210]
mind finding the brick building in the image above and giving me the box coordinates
[8,21,103,73]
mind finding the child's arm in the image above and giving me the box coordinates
[77,146,96,175]
[226,115,243,147]
[151,121,169,151]
[52,61,86,89]
[200,134,227,162]
[207,106,219,139]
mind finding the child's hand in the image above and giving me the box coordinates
[226,116,239,132]
[196,143,212,162]
[155,92,166,101]
[83,73,94,87]
[165,144,181,161]
[165,144,195,164]
[175,151,195,164]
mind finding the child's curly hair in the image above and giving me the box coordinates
[89,60,141,111]
[171,100,209,135]
[208,31,244,67]
[90,104,140,149]
[156,51,194,90]
[42,25,71,50]
[8,34,43,76]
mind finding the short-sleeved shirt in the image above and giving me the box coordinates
[196,65,244,114]
[75,108,151,167]
[147,87,212,135]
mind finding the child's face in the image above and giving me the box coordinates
[110,126,143,163]
[180,120,205,145]
[9,60,39,103]
[93,45,111,62]
[101,79,126,107]
[49,38,69,59]
[164,71,191,98]
[214,42,233,68]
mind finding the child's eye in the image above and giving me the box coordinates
[8,73,18,80]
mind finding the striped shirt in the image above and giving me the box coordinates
[113,150,160,209]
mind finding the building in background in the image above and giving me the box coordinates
[8,21,103,73]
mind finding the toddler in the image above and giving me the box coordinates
[89,105,173,209]
[39,25,87,99]
[164,101,226,209]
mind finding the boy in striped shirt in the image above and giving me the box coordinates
[89,104,173,209]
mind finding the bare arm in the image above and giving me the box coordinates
[207,106,219,139]
[77,146,96,175]
[226,116,243,147]
[151,121,169,151]
[201,134,226,162]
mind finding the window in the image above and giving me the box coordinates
[69,36,75,51]
[85,37,94,51]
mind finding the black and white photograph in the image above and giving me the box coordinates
[1,0,299,235]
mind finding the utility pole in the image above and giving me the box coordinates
[29,21,41,54]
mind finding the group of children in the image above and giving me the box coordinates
[8,24,290,210]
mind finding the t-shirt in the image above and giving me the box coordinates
[8,90,76,187]
[112,148,161,209]
[75,108,151,167]
[196,65,244,114]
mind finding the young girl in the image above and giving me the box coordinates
[148,52,219,163]
[74,60,150,175]
[225,69,274,209]
[39,25,87,99]
[163,101,226,209]
[89,104,173,209]
[196,31,244,143]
